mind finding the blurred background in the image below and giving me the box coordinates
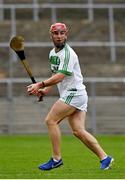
[0,0,125,135]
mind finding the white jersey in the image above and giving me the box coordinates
[49,43,86,97]
[49,43,88,111]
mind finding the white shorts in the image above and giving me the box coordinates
[60,89,88,112]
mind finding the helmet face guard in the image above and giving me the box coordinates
[50,23,68,33]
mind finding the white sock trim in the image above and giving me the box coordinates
[53,158,60,162]
[102,156,108,161]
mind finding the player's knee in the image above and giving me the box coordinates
[45,117,53,126]
[45,116,57,126]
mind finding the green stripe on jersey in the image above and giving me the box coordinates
[62,45,70,71]
[57,70,72,76]
[65,93,75,104]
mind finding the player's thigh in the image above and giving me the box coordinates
[68,110,86,131]
[45,99,76,124]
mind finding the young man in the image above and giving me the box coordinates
[27,22,114,170]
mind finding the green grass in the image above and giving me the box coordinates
[0,134,125,179]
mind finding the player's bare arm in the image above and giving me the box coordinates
[27,73,65,95]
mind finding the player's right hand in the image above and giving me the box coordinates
[38,89,47,96]
[37,92,43,102]
[37,88,49,102]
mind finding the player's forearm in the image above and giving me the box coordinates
[41,73,65,87]
[27,73,64,95]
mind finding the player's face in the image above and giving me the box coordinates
[51,30,67,48]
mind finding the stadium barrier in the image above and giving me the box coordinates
[0,77,125,134]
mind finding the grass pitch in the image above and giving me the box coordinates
[0,134,125,179]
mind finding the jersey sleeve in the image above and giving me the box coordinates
[57,45,75,76]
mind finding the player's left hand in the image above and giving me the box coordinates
[27,82,42,95]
